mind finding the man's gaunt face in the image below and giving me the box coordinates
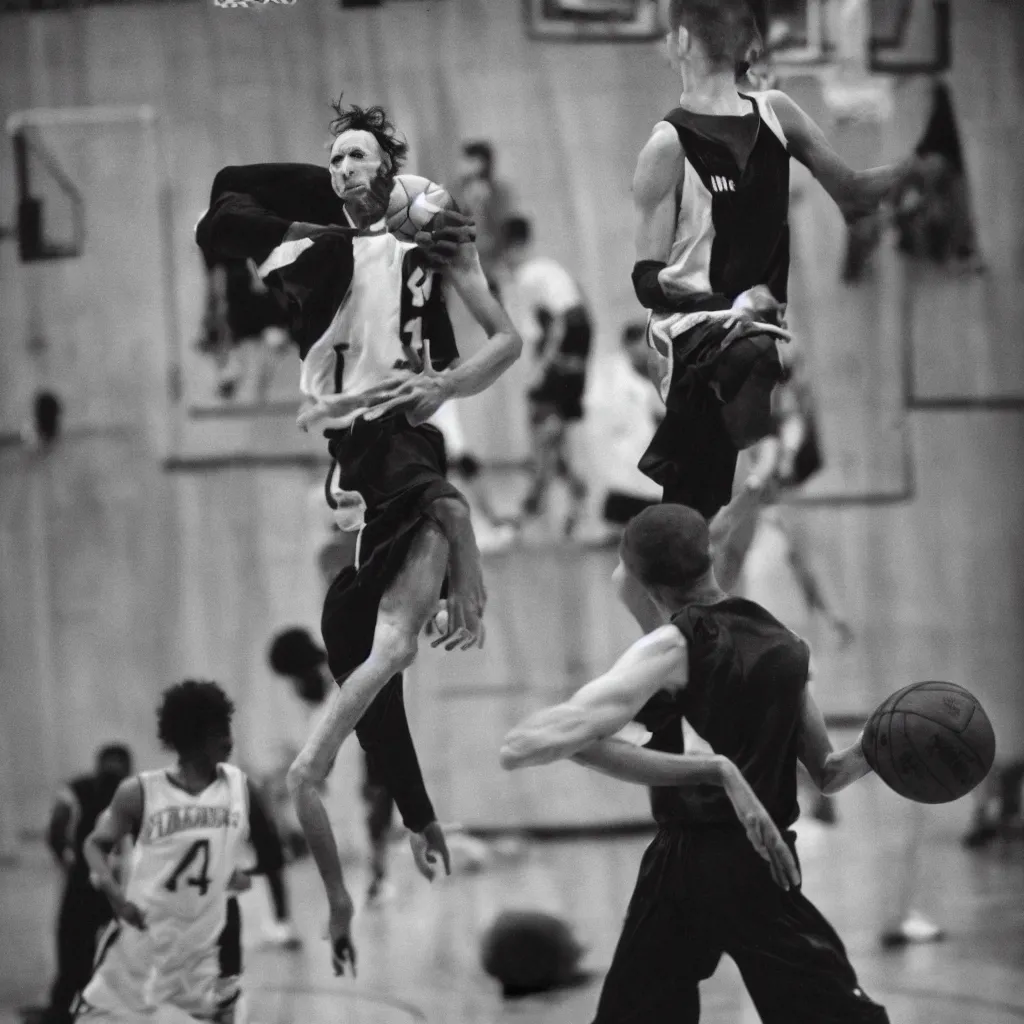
[329,129,389,221]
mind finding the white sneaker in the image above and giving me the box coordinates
[261,919,302,950]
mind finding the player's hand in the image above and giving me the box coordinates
[723,765,801,891]
[328,891,357,978]
[409,821,452,882]
[363,339,454,427]
[731,285,787,326]
[296,372,415,431]
[414,208,477,269]
[227,868,253,894]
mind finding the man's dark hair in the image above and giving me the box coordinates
[501,215,532,248]
[462,140,495,179]
[268,627,326,678]
[667,0,762,70]
[157,680,234,755]
[622,321,647,345]
[328,94,409,174]
[622,504,712,589]
[96,744,133,770]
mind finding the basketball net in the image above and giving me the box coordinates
[820,0,894,123]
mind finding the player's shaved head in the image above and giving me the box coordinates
[621,504,712,590]
[666,0,762,70]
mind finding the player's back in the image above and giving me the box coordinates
[126,763,250,960]
[638,596,809,827]
[659,92,791,310]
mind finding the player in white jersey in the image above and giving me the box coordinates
[502,215,592,536]
[76,681,255,1023]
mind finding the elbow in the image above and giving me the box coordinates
[503,330,523,366]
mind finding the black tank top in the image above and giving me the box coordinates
[635,597,809,827]
[658,94,791,309]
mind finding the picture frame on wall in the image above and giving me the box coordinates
[523,0,663,42]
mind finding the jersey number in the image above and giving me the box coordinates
[399,266,434,369]
[164,839,212,897]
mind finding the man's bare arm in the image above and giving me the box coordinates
[634,123,684,265]
[798,688,873,795]
[500,626,688,769]
[768,90,912,220]
[82,778,147,928]
[439,244,523,398]
[570,738,801,890]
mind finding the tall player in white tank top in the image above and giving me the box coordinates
[77,682,252,1024]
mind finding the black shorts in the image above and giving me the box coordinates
[321,417,463,679]
[528,309,591,422]
[591,824,888,1024]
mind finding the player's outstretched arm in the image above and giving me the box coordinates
[767,90,913,221]
[82,778,147,929]
[572,739,801,890]
[500,626,688,769]
[798,688,873,794]
[440,244,523,397]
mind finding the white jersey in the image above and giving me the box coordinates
[80,764,250,1019]
[295,222,459,432]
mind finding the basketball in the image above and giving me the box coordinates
[862,681,996,804]
[480,909,584,997]
[386,174,453,241]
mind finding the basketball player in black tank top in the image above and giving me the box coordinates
[630,0,913,529]
[502,504,889,1022]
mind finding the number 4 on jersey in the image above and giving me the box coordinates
[165,838,212,896]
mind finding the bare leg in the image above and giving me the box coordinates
[522,412,561,518]
[286,520,449,967]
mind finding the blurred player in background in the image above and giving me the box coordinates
[630,0,911,529]
[502,215,593,538]
[588,322,665,543]
[75,681,282,1023]
[456,140,516,296]
[33,745,133,1024]
[196,253,293,402]
[196,96,521,970]
[430,401,517,554]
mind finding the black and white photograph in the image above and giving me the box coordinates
[1,0,1022,1022]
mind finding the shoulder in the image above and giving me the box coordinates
[643,623,689,660]
[634,122,685,198]
[761,90,811,139]
[639,121,684,164]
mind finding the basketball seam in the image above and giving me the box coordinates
[897,707,980,742]
[902,712,956,800]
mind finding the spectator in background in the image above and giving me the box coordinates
[587,322,664,544]
[502,215,593,538]
[40,744,133,1024]
[196,252,293,402]
[456,140,515,294]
